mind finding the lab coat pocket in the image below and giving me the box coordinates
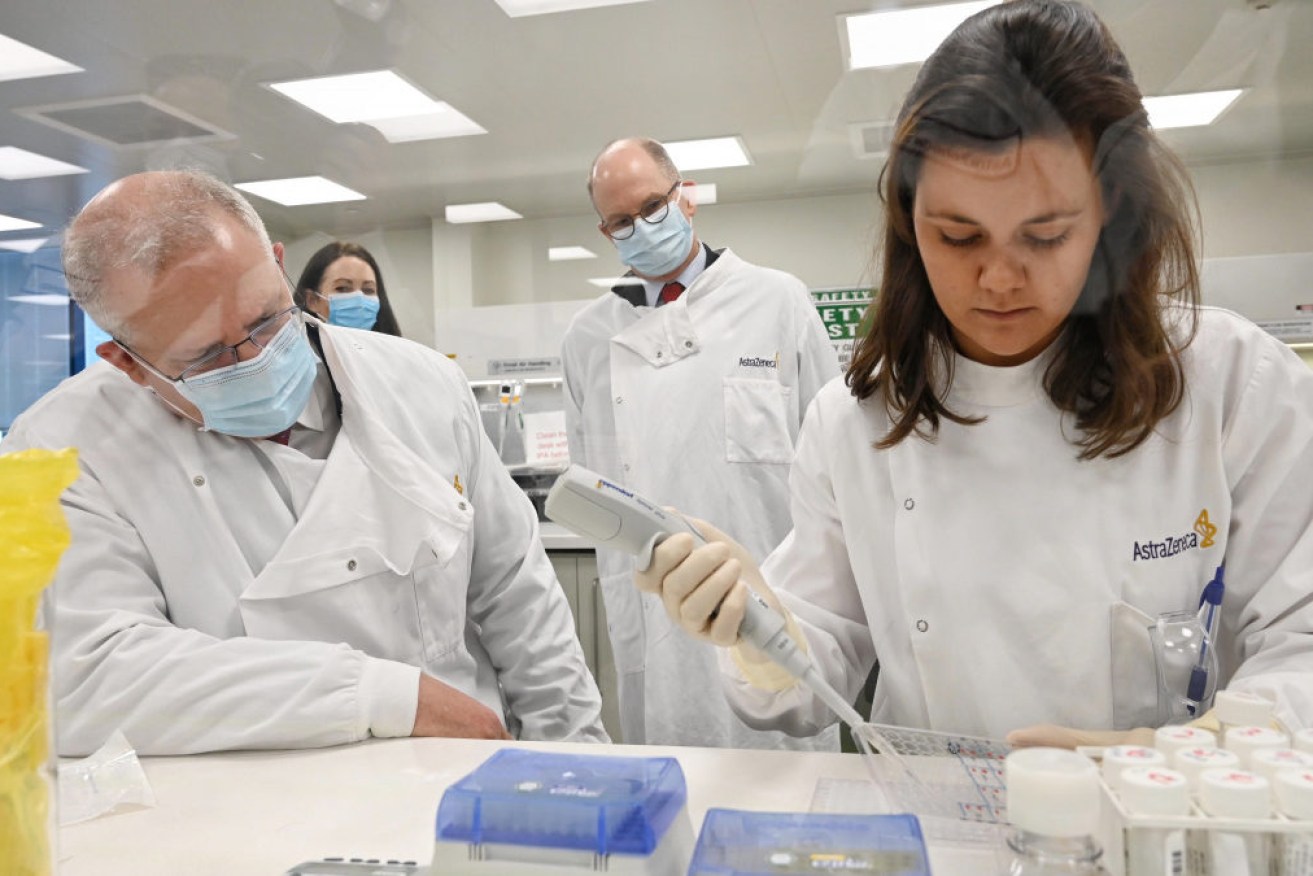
[412,534,473,663]
[1110,601,1160,730]
[723,377,795,465]
[241,548,430,664]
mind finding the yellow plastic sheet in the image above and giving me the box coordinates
[0,448,78,876]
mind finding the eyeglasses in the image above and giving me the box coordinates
[601,180,682,240]
[118,297,303,385]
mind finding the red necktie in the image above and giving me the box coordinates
[266,428,292,446]
[658,281,684,305]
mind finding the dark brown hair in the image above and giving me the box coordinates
[294,241,403,337]
[848,0,1200,459]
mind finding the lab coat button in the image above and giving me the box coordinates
[347,559,357,572]
[192,475,205,487]
[916,619,929,633]
[904,498,915,510]
[656,350,663,359]
[684,340,694,349]
[458,501,468,511]
[614,396,623,404]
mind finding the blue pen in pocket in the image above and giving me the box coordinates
[1187,563,1225,715]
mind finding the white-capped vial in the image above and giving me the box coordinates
[1101,745,1166,794]
[1003,748,1106,874]
[1295,728,1313,755]
[1119,766,1190,876]
[1274,770,1313,876]
[1250,748,1313,785]
[1173,746,1241,787]
[1199,769,1272,876]
[1155,725,1217,760]
[1225,725,1291,769]
[1214,689,1276,738]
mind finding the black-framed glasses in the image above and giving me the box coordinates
[602,180,682,240]
[119,303,303,385]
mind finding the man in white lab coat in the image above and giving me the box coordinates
[2,171,607,755]
[561,137,840,748]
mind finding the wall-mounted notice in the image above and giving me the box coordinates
[522,410,570,468]
[489,357,561,376]
[1254,317,1313,343]
[811,288,875,367]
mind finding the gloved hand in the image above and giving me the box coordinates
[1006,724,1155,750]
[634,515,785,648]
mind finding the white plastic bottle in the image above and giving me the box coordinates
[1002,748,1107,875]
[1102,746,1167,794]
[1154,726,1217,762]
[1197,768,1272,876]
[1250,749,1313,785]
[1118,766,1190,876]
[1214,689,1276,740]
[1274,769,1313,876]
[1225,725,1290,770]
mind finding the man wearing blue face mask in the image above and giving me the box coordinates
[560,137,841,750]
[1,170,607,756]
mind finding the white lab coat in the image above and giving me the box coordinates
[561,247,841,747]
[3,323,607,755]
[720,307,1313,739]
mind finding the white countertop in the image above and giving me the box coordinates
[57,738,997,875]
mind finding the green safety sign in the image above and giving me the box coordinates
[811,288,875,365]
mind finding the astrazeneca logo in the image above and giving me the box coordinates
[738,352,780,369]
[1132,509,1217,561]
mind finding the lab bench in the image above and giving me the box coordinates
[56,737,995,875]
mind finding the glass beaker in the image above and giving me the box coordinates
[1149,608,1217,726]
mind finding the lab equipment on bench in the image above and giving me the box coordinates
[432,748,694,874]
[687,809,930,876]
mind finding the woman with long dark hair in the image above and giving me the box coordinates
[636,0,1313,746]
[295,241,403,337]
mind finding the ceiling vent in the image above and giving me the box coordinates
[15,95,233,149]
[849,121,895,161]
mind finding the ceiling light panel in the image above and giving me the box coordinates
[664,137,751,171]
[844,1,1002,70]
[1143,90,1244,130]
[493,0,653,16]
[234,177,366,206]
[0,33,82,83]
[0,214,42,233]
[268,70,485,143]
[686,183,717,205]
[0,238,48,253]
[548,246,597,261]
[0,146,88,180]
[445,203,522,223]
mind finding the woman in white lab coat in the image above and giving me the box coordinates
[639,0,1313,742]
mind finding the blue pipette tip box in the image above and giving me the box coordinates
[433,748,694,873]
[687,810,931,876]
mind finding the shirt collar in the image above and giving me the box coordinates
[641,243,708,308]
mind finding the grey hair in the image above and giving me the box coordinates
[62,170,271,339]
[586,137,680,202]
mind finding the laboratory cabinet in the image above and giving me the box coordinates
[548,550,623,742]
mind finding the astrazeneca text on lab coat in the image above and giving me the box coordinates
[562,247,840,748]
[720,307,1313,739]
[3,322,607,755]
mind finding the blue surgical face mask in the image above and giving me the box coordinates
[325,291,381,330]
[174,318,318,438]
[613,197,695,278]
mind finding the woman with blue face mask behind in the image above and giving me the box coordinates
[295,241,403,336]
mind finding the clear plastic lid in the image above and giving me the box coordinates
[434,748,687,856]
[686,810,930,876]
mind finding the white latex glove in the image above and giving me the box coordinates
[1006,724,1155,750]
[634,515,785,648]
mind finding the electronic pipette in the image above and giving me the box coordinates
[544,464,869,732]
